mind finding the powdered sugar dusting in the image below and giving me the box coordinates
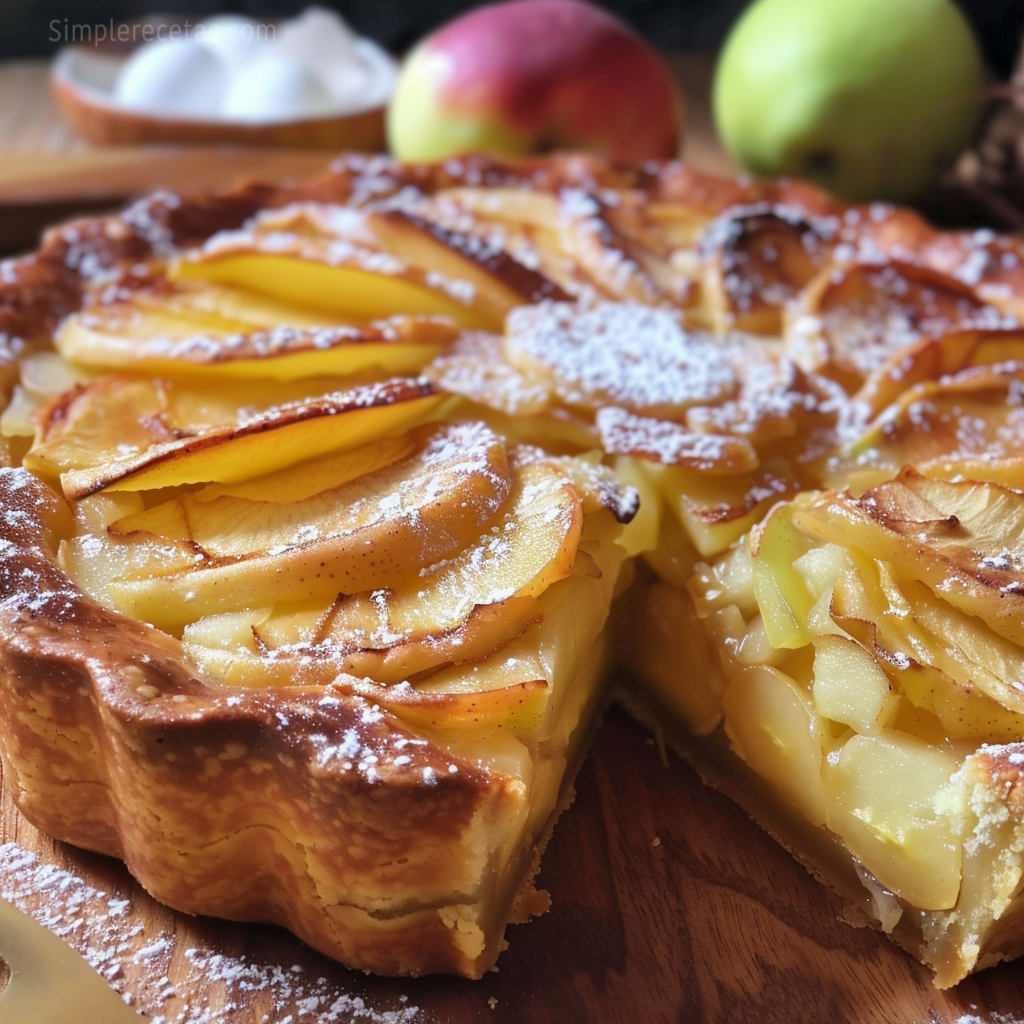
[0,842,423,1023]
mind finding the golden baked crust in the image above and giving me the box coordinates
[6,152,1024,985]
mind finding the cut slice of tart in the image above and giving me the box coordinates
[0,383,638,977]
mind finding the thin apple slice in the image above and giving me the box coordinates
[796,471,1024,648]
[193,430,419,503]
[130,277,353,330]
[270,454,582,683]
[852,327,1024,423]
[57,298,457,381]
[62,378,447,498]
[56,491,199,611]
[843,364,1024,490]
[23,376,176,490]
[327,454,581,621]
[333,678,551,736]
[651,457,800,558]
[25,373,368,494]
[557,190,688,306]
[832,581,1024,745]
[364,208,569,327]
[700,204,831,335]
[171,216,502,329]
[722,663,829,827]
[785,259,1001,387]
[105,420,514,631]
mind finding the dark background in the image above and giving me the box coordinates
[1,0,1023,77]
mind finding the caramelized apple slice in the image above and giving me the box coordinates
[747,492,1024,738]
[171,206,519,332]
[364,208,569,327]
[105,421,513,631]
[24,376,177,491]
[130,277,351,330]
[247,454,583,683]
[173,251,502,330]
[193,430,419,503]
[700,203,832,335]
[831,576,1024,744]
[796,471,1024,649]
[852,327,1024,423]
[843,364,1024,491]
[651,457,799,558]
[557,190,688,306]
[62,379,446,497]
[785,259,1002,387]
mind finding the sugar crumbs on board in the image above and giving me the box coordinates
[0,842,422,1024]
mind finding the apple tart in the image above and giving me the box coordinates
[6,152,1024,984]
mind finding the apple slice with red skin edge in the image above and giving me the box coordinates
[386,0,683,163]
[63,378,448,498]
[104,421,514,632]
[363,208,570,328]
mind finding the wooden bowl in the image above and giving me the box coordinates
[50,28,389,152]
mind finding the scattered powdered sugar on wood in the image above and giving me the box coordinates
[0,842,423,1023]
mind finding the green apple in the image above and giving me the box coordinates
[713,0,985,201]
[387,0,683,163]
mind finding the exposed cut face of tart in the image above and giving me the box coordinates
[6,152,1024,985]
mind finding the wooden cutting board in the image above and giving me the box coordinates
[2,704,1023,1024]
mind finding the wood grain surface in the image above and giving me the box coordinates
[3,705,1024,1023]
